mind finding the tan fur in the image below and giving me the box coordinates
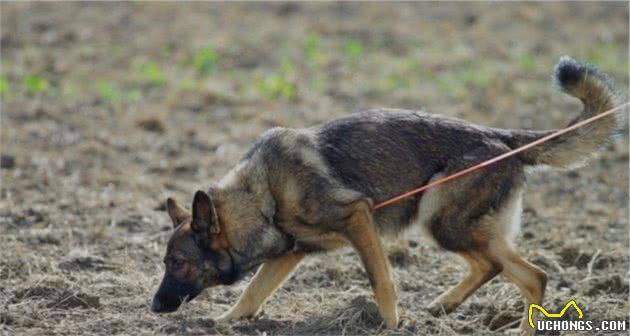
[166,198,191,227]
[425,195,545,335]
[219,252,305,320]
[340,199,399,328]
[427,251,502,316]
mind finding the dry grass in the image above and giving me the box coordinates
[1,2,628,336]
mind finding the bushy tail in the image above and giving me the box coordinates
[503,56,623,168]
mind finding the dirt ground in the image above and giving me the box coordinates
[1,2,628,336]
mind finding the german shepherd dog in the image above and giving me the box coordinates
[151,57,620,334]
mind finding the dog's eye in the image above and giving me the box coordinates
[172,259,185,268]
[165,257,185,270]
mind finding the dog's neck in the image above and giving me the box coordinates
[212,171,294,278]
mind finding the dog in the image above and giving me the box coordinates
[151,57,621,335]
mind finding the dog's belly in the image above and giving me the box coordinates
[405,173,524,248]
[280,223,351,253]
[404,173,445,245]
[295,232,350,253]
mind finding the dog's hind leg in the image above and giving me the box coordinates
[429,238,545,335]
[491,240,547,334]
[340,198,399,329]
[427,250,502,316]
[217,252,305,321]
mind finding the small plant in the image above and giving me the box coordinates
[585,43,623,73]
[97,82,121,102]
[23,74,48,94]
[345,40,365,58]
[459,65,493,89]
[436,75,468,100]
[305,32,322,64]
[194,47,219,76]
[139,62,166,86]
[177,78,198,90]
[96,81,141,103]
[383,73,410,90]
[256,61,297,99]
[0,77,8,96]
[517,54,536,72]
[256,73,296,99]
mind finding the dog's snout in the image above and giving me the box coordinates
[151,294,180,313]
[151,296,162,313]
[152,275,203,313]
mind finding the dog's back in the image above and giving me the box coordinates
[316,109,508,235]
[315,56,621,237]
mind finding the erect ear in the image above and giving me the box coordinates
[191,190,220,236]
[166,197,190,228]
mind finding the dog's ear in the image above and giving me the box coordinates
[166,197,190,228]
[191,190,220,237]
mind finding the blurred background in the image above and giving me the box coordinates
[1,3,628,335]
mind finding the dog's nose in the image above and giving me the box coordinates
[151,297,162,312]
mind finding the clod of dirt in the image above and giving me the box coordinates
[51,291,101,309]
[556,278,574,291]
[276,3,300,16]
[297,295,384,334]
[592,255,617,270]
[232,318,294,335]
[115,213,153,232]
[324,266,343,281]
[58,255,115,272]
[173,164,198,175]
[0,312,36,328]
[12,286,101,309]
[487,311,520,331]
[408,239,419,248]
[558,245,591,269]
[1,154,16,169]
[480,304,499,327]
[347,296,382,325]
[10,208,46,228]
[585,275,629,296]
[18,232,61,246]
[135,116,166,133]
[388,246,415,268]
[0,312,15,326]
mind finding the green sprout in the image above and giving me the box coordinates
[256,73,296,99]
[139,62,166,86]
[96,81,141,103]
[305,32,322,64]
[0,77,8,96]
[23,74,49,94]
[517,54,536,72]
[459,66,493,89]
[194,47,219,76]
[345,40,365,58]
[255,60,297,99]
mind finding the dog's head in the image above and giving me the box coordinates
[151,190,241,313]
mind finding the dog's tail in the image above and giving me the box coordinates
[499,56,623,168]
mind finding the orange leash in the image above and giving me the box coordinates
[373,102,629,211]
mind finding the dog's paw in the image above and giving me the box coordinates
[381,307,399,329]
[216,312,243,322]
[426,301,458,317]
[215,313,235,323]
[216,309,258,323]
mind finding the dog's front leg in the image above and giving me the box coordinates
[217,252,305,321]
[341,199,399,329]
